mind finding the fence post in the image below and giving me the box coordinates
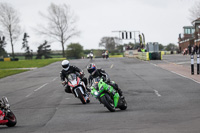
[191,55,194,75]
[197,54,199,75]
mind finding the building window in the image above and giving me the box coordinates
[184,28,194,34]
[192,29,195,34]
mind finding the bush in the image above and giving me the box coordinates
[66,43,84,59]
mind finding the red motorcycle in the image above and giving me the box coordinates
[0,97,17,127]
[67,73,90,104]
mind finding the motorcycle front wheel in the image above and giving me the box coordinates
[76,89,87,104]
[6,111,17,127]
[101,93,115,112]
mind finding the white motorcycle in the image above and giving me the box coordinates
[67,73,90,104]
[87,53,93,60]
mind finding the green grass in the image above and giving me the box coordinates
[0,58,65,69]
[0,70,28,79]
[15,55,63,60]
[0,58,65,78]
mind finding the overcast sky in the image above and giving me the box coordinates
[0,0,198,52]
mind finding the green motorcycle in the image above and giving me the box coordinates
[91,78,127,112]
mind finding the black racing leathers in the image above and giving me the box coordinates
[88,69,123,96]
[88,69,110,85]
[60,66,87,93]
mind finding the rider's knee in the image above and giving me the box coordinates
[65,86,71,93]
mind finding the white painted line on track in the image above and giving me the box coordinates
[26,92,34,97]
[154,90,161,97]
[52,77,58,81]
[110,64,114,68]
[34,83,48,92]
[65,98,71,99]
[150,63,157,67]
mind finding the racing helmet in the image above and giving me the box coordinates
[61,60,70,71]
[87,63,96,75]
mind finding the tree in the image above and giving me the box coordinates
[36,40,52,59]
[165,43,178,51]
[159,43,164,51]
[124,42,135,50]
[116,45,124,52]
[37,3,80,57]
[189,1,200,21]
[0,3,21,58]
[99,37,121,51]
[66,43,83,59]
[22,33,33,60]
[0,36,7,57]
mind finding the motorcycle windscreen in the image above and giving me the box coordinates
[68,74,78,86]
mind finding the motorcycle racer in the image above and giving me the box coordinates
[60,60,89,93]
[87,63,123,98]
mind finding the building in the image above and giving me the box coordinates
[178,18,200,52]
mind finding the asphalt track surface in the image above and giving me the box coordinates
[0,56,200,133]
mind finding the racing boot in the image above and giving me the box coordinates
[112,83,123,97]
[110,83,124,98]
[64,86,72,93]
[86,87,91,92]
[83,89,90,103]
[117,88,124,99]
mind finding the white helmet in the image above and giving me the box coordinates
[61,60,70,71]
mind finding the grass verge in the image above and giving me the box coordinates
[0,58,64,79]
[0,70,29,79]
[0,58,64,69]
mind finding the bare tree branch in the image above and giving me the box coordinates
[0,2,21,58]
[99,37,121,51]
[189,1,200,21]
[36,3,80,57]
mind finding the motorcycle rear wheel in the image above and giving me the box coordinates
[101,93,115,112]
[77,89,87,104]
[6,111,17,127]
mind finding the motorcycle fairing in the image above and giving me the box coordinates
[98,79,119,107]
[0,110,8,125]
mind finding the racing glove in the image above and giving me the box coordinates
[62,81,67,86]
[80,72,84,78]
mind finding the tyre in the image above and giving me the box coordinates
[76,89,87,104]
[86,99,90,103]
[101,93,115,112]
[6,111,17,127]
[119,99,127,110]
